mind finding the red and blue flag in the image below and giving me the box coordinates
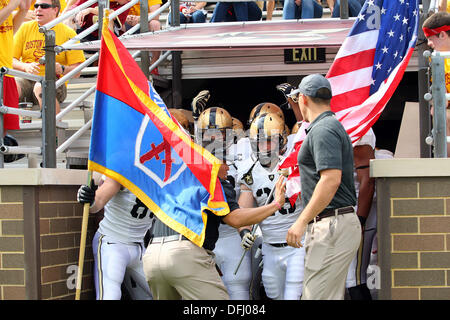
[88,15,229,247]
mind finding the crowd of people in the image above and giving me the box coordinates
[76,74,393,300]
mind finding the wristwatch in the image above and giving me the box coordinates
[61,64,65,75]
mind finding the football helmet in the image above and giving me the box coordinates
[168,108,190,132]
[248,102,284,126]
[249,112,287,166]
[195,107,233,160]
[232,117,245,142]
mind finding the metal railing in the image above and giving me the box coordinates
[0,0,175,168]
[424,50,450,158]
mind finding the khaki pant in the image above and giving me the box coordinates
[143,239,229,300]
[302,211,361,300]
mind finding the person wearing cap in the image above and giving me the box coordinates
[422,11,450,156]
[284,73,361,300]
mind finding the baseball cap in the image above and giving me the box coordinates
[288,74,333,100]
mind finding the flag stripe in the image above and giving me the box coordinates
[329,86,371,113]
[334,30,379,60]
[327,49,376,78]
[328,66,374,96]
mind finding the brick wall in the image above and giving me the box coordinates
[0,186,25,300]
[0,169,96,300]
[38,185,96,300]
[378,176,450,300]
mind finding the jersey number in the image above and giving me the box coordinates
[130,198,154,219]
[256,187,295,215]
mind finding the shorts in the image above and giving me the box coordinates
[2,76,20,130]
[16,78,67,105]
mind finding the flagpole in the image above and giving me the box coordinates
[234,168,289,275]
[75,170,93,300]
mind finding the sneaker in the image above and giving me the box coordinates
[191,90,210,121]
[2,134,25,163]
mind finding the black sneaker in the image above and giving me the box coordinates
[2,134,25,163]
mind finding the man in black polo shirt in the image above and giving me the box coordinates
[285,74,361,300]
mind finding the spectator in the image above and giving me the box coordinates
[168,1,207,24]
[124,0,161,75]
[1,0,31,137]
[74,0,131,41]
[210,1,262,22]
[283,0,323,20]
[12,0,86,114]
[326,0,363,18]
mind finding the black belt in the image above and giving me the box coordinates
[150,234,189,244]
[309,206,355,225]
[269,242,289,247]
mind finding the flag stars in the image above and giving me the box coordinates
[388,30,395,37]
[399,0,405,4]
[393,13,400,21]
[393,51,398,58]
[358,13,365,21]
[399,34,404,41]
[387,67,392,74]
[381,46,388,54]
[381,7,386,14]
[367,0,375,6]
[402,17,408,25]
[375,62,382,70]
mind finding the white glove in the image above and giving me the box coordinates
[240,229,256,250]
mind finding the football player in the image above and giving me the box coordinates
[238,112,305,300]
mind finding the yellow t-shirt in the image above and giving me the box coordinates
[447,1,450,13]
[0,0,14,69]
[445,58,450,94]
[129,0,162,16]
[13,20,85,76]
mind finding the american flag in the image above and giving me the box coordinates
[280,0,419,205]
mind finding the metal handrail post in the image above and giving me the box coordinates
[418,3,432,158]
[140,0,150,79]
[430,52,447,158]
[42,30,57,168]
[98,0,108,39]
[340,0,348,19]
[171,0,182,108]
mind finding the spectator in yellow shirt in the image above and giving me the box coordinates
[0,0,31,138]
[12,0,85,114]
